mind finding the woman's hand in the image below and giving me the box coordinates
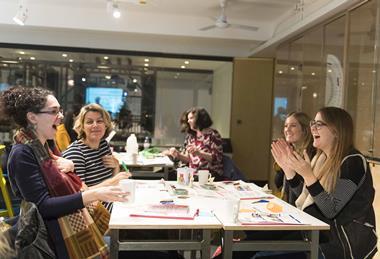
[168,147,180,158]
[109,171,132,185]
[55,157,75,173]
[286,149,317,186]
[102,154,120,173]
[271,139,295,179]
[82,186,129,204]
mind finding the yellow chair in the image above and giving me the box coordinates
[0,145,14,217]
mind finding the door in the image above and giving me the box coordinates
[230,58,274,181]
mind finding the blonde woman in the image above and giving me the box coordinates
[63,103,131,211]
[274,112,315,205]
[272,107,377,258]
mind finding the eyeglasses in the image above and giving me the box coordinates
[309,120,327,130]
[37,108,64,116]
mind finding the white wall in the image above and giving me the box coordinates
[212,63,233,138]
[154,74,212,146]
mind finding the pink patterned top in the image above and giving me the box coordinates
[184,128,223,177]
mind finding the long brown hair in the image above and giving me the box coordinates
[313,107,354,192]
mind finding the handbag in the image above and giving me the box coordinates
[14,200,56,259]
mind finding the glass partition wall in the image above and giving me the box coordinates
[272,0,380,161]
[0,46,230,148]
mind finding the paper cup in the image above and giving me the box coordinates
[215,198,240,223]
[198,170,211,185]
[119,179,136,203]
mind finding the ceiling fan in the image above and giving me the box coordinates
[199,0,259,32]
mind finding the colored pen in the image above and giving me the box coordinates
[251,199,270,204]
[289,214,301,223]
[121,161,129,172]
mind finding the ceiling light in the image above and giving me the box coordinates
[69,59,74,63]
[144,58,150,62]
[278,70,283,74]
[104,56,109,60]
[181,65,186,69]
[184,61,189,65]
[19,51,25,55]
[62,53,68,58]
[311,72,316,76]
[112,3,121,18]
[313,93,318,98]
[144,63,149,67]
[132,78,138,83]
[81,77,86,82]
[290,67,295,70]
[97,65,110,69]
[30,57,35,60]
[105,75,111,79]
[68,79,74,86]
[13,0,28,26]
[327,69,332,73]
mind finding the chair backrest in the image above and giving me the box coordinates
[222,155,246,181]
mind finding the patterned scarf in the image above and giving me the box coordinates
[14,128,110,258]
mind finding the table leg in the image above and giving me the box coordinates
[222,230,233,259]
[201,229,211,259]
[309,230,319,259]
[110,229,119,259]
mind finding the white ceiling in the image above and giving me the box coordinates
[0,0,361,59]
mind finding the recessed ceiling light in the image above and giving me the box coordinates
[184,61,189,65]
[19,51,25,55]
[104,56,109,60]
[311,72,316,76]
[144,67,148,71]
[69,59,74,63]
[30,57,35,60]
[62,53,68,58]
[133,78,138,83]
[181,65,186,69]
[313,92,318,98]
[144,58,149,62]
[97,65,109,69]
[68,79,74,86]
[278,70,283,74]
[81,77,86,82]
[290,67,295,70]
[105,75,111,79]
[327,69,332,73]
[2,60,18,64]
[144,63,149,67]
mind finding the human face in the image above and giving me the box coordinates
[283,115,303,144]
[83,111,106,144]
[187,112,197,131]
[33,95,63,144]
[310,112,335,155]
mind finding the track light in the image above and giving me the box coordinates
[112,2,121,18]
[13,0,28,26]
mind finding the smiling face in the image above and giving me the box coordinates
[31,95,63,144]
[82,111,106,145]
[187,112,197,131]
[311,112,336,155]
[283,115,303,144]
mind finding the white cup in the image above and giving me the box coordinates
[177,167,193,186]
[198,170,211,185]
[215,198,240,223]
[119,179,136,203]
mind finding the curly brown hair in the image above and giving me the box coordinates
[0,86,52,128]
[179,107,213,134]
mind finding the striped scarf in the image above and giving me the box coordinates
[14,129,110,258]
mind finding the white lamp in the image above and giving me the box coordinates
[13,0,28,26]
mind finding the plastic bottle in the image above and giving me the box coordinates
[126,134,138,163]
[143,136,150,150]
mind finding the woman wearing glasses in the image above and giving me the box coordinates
[1,86,128,258]
[63,103,131,211]
[272,107,377,258]
[274,112,315,205]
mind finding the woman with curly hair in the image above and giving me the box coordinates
[0,86,128,258]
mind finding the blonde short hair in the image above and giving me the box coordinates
[73,103,113,140]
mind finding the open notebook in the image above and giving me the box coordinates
[130,204,199,220]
